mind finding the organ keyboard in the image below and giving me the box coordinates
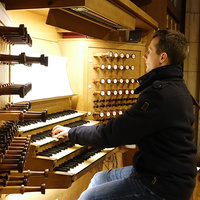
[30,120,96,148]
[18,97,119,190]
[18,110,86,133]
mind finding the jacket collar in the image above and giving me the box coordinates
[134,65,183,94]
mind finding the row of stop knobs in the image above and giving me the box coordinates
[94,89,135,96]
[93,64,135,70]
[93,110,125,118]
[93,78,137,84]
[93,51,136,59]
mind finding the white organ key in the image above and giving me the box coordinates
[20,112,85,132]
[51,149,74,160]
[34,137,58,146]
[68,148,114,174]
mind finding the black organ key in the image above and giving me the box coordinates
[54,148,102,172]
[36,141,75,157]
[63,120,90,128]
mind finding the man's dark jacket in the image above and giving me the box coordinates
[68,64,197,200]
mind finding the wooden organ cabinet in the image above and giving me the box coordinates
[0,0,159,199]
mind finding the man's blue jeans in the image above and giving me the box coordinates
[78,166,164,200]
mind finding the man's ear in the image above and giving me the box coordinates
[160,52,169,65]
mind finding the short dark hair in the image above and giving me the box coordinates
[152,29,189,65]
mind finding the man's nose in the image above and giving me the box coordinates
[143,53,147,59]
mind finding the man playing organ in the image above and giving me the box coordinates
[52,29,197,200]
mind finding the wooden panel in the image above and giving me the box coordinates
[131,0,185,30]
[109,0,158,29]
[190,171,200,200]
[87,47,141,121]
[18,95,77,114]
[47,9,113,40]
[122,146,139,166]
[3,0,136,31]
[58,38,146,122]
[82,0,136,30]
[0,0,86,10]
[3,0,136,30]
[27,171,74,189]
[167,0,181,22]
[46,9,132,42]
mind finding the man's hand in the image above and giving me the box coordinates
[52,125,71,139]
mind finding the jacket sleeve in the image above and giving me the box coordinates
[68,89,165,148]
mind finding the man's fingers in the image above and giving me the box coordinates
[52,125,62,132]
[53,131,66,139]
[52,126,64,136]
[52,125,70,139]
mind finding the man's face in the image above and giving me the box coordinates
[143,37,162,73]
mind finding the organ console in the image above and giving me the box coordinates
[11,98,119,190]
[0,45,141,197]
[0,1,159,197]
